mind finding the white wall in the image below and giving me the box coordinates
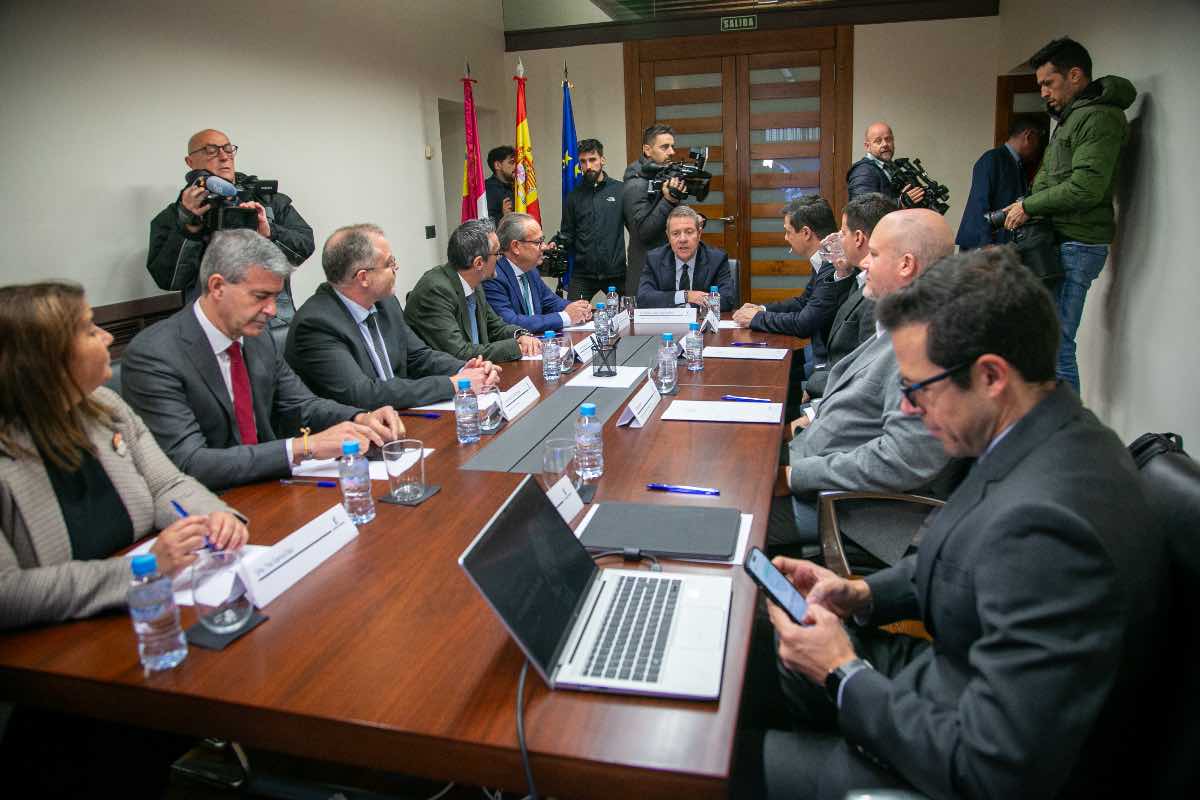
[0,0,506,306]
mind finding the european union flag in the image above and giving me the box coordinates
[560,78,580,288]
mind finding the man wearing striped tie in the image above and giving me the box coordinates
[484,213,592,334]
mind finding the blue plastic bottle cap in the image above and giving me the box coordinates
[457,378,471,390]
[544,331,554,339]
[131,553,157,578]
[689,322,699,331]
[596,302,606,310]
[608,286,616,292]
[580,402,597,417]
[662,332,674,341]
[341,439,360,456]
[710,285,718,292]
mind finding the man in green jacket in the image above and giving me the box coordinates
[406,219,543,363]
[1004,37,1135,393]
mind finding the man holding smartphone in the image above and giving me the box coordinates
[738,248,1164,799]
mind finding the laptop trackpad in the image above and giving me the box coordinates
[674,606,725,651]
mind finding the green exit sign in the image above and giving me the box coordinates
[720,15,757,33]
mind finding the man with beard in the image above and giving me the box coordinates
[622,124,687,297]
[555,139,627,303]
[485,145,516,226]
[847,122,926,208]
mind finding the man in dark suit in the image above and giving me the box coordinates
[636,205,734,311]
[123,230,404,491]
[484,213,591,333]
[956,119,1045,249]
[484,145,515,226]
[285,224,501,410]
[807,192,898,399]
[846,121,925,207]
[745,247,1164,799]
[406,219,543,363]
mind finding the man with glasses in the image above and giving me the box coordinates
[147,129,314,324]
[767,209,954,560]
[742,246,1163,800]
[285,224,501,410]
[484,213,592,334]
[406,219,542,363]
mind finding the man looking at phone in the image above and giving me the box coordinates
[739,248,1164,799]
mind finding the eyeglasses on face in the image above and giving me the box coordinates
[359,255,398,274]
[519,237,546,247]
[189,143,238,157]
[899,361,973,406]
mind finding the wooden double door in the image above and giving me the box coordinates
[624,26,853,304]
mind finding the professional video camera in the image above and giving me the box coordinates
[183,170,280,232]
[643,147,712,203]
[540,245,569,279]
[887,157,950,215]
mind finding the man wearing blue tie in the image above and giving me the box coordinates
[483,213,593,334]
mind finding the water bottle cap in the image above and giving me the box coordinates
[689,322,699,331]
[710,285,719,292]
[662,332,674,341]
[544,330,555,339]
[131,553,158,578]
[580,402,597,417]
[596,302,606,309]
[457,378,471,390]
[341,439,360,456]
[608,286,616,292]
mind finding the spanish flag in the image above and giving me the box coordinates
[460,65,487,222]
[513,60,541,223]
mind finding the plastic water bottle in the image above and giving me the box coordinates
[542,331,560,381]
[606,285,620,311]
[685,322,704,372]
[707,285,721,323]
[657,333,678,393]
[575,402,604,479]
[455,377,481,444]
[338,439,376,524]
[128,554,187,673]
[594,301,612,345]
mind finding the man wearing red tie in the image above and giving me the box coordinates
[122,229,403,491]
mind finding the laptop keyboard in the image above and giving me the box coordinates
[584,575,681,683]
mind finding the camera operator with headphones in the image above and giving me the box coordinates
[621,124,688,298]
[147,128,314,325]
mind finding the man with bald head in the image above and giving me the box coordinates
[847,122,925,207]
[769,209,956,558]
[148,128,314,324]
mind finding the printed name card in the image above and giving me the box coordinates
[239,504,358,608]
[634,307,697,324]
[700,309,719,333]
[610,310,631,331]
[546,474,585,523]
[574,337,596,364]
[617,378,662,429]
[500,376,540,421]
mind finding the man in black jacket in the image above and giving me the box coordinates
[147,128,313,325]
[484,145,516,225]
[555,139,626,302]
[622,124,687,297]
[846,122,925,208]
[956,119,1044,249]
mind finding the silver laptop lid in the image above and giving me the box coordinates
[458,475,600,685]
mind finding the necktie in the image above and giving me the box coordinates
[226,341,258,445]
[517,273,535,315]
[679,263,691,293]
[466,293,480,344]
[367,310,394,379]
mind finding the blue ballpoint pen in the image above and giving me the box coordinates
[731,341,769,347]
[646,483,720,496]
[171,501,215,549]
[397,412,441,419]
[721,394,772,403]
[280,478,338,487]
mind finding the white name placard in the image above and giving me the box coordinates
[634,307,697,324]
[616,378,662,429]
[610,310,631,331]
[500,376,540,421]
[239,504,359,608]
[546,474,585,523]
[573,336,596,364]
[700,309,719,333]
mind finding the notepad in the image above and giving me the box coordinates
[661,400,782,424]
[574,502,742,560]
[702,346,788,360]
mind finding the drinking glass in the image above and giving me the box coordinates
[189,549,254,635]
[382,439,425,501]
[620,296,636,315]
[555,333,575,373]
[541,438,577,492]
[477,385,504,433]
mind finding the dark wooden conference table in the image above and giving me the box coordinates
[0,320,799,799]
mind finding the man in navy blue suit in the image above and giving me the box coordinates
[956,119,1045,249]
[483,213,593,334]
[636,205,735,311]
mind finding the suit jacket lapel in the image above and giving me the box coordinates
[179,309,236,428]
[319,283,375,377]
[830,280,864,340]
[443,263,477,343]
[822,330,888,401]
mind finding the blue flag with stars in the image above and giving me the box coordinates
[560,78,580,288]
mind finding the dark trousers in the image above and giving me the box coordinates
[569,274,625,304]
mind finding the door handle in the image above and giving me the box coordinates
[717,215,736,224]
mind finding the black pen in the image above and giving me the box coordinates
[646,482,720,496]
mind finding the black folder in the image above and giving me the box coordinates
[578,502,741,560]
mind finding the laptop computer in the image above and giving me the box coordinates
[458,475,732,700]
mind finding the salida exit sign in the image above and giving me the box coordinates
[720,15,757,32]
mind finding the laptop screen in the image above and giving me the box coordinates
[459,476,597,673]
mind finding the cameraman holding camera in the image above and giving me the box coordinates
[147,129,314,324]
[622,124,687,297]
[555,139,626,303]
[847,122,926,208]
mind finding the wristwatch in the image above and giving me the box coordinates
[825,658,873,706]
[513,327,532,340]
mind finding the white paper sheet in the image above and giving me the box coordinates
[660,400,783,424]
[565,365,647,389]
[563,321,596,332]
[702,346,788,360]
[718,320,740,329]
[410,400,455,411]
[520,353,542,361]
[573,508,753,566]
[635,307,697,324]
